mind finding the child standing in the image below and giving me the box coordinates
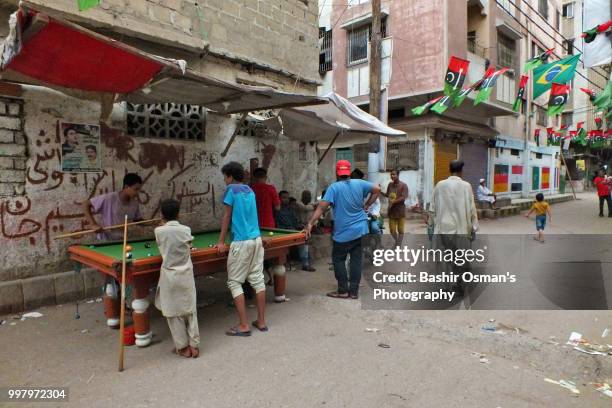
[215,162,267,336]
[154,199,199,358]
[525,193,552,243]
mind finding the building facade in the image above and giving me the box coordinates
[0,0,320,313]
[316,0,604,208]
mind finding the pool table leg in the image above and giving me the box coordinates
[132,276,153,347]
[272,254,287,302]
[103,282,120,329]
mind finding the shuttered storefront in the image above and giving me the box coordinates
[434,141,457,185]
[460,142,488,195]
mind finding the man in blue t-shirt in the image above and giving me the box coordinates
[304,160,381,299]
[215,162,267,336]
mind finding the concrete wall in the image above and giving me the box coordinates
[0,85,316,313]
[3,0,319,90]
[331,0,446,100]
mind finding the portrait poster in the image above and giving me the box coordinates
[60,122,101,172]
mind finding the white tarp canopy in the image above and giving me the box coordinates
[276,92,406,142]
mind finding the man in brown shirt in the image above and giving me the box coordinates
[383,170,408,247]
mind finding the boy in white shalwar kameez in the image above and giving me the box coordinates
[155,199,200,358]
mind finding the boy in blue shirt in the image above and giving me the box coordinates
[215,162,267,336]
[304,160,381,299]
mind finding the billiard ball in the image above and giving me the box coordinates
[147,253,152,257]
[208,244,214,248]
[125,245,133,252]
[268,232,274,236]
[144,243,151,249]
[89,245,95,249]
[126,252,132,259]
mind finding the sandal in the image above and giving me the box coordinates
[252,321,269,332]
[349,294,359,299]
[189,346,200,358]
[173,346,192,358]
[225,327,252,337]
[326,291,349,299]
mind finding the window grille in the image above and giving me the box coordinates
[126,103,205,140]
[319,28,333,73]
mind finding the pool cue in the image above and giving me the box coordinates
[53,212,196,240]
[118,215,128,372]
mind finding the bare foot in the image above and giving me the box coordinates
[176,346,192,358]
[189,346,199,358]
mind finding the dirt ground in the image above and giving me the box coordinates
[0,193,610,408]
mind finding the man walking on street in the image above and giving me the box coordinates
[593,170,612,217]
[429,160,478,295]
[304,160,381,299]
[383,170,408,247]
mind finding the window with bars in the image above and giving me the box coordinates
[532,42,544,58]
[126,103,206,140]
[565,38,574,55]
[467,31,477,53]
[347,25,370,65]
[319,28,333,74]
[535,104,547,127]
[353,143,369,162]
[386,141,419,171]
[346,19,387,66]
[497,34,516,68]
[561,112,573,127]
[538,0,549,19]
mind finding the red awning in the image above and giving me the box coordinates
[2,10,174,94]
[0,8,324,115]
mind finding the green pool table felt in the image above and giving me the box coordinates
[77,229,298,260]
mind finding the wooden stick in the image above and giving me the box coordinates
[118,215,128,372]
[54,212,196,240]
[559,151,577,200]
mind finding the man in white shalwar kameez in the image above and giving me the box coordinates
[476,178,496,209]
[429,160,479,296]
[155,199,200,358]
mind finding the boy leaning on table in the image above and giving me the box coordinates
[215,161,268,337]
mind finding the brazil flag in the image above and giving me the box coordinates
[532,54,580,99]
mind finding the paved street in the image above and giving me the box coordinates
[407,192,612,234]
[1,193,610,408]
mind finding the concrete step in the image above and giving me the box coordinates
[477,205,520,219]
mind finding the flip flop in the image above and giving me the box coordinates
[225,327,252,337]
[326,291,349,299]
[252,321,269,332]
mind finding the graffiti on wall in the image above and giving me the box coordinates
[1,124,220,255]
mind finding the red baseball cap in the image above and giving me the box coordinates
[336,160,351,176]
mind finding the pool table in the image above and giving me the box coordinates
[68,228,305,346]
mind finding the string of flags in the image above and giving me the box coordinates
[533,121,611,149]
[581,19,612,44]
[412,56,507,116]
[412,54,611,147]
[412,53,583,118]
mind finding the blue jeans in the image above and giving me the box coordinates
[298,244,310,266]
[535,215,546,231]
[369,218,382,234]
[332,237,363,295]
